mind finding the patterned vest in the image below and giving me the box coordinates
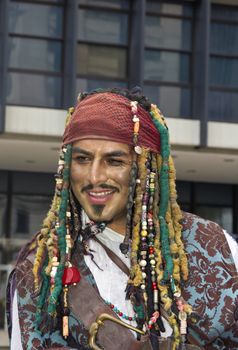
[7,212,238,349]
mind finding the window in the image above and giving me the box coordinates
[194,183,233,232]
[77,78,127,92]
[11,195,52,238]
[79,0,129,9]
[78,9,128,44]
[0,195,7,237]
[144,1,193,118]
[77,44,127,78]
[176,181,235,234]
[209,4,238,122]
[7,0,65,108]
[77,2,129,92]
[176,181,191,212]
[143,85,191,117]
[0,171,54,264]
[7,73,62,108]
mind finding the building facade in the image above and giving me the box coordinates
[0,0,238,347]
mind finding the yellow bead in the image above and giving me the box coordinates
[141,230,148,237]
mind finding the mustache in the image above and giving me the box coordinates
[81,184,119,193]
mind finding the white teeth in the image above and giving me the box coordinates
[89,191,113,197]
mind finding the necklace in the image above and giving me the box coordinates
[104,300,136,321]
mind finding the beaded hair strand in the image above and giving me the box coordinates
[33,108,74,324]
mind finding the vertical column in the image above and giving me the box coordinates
[0,0,9,133]
[192,0,211,147]
[62,0,79,108]
[128,0,146,89]
[233,185,238,238]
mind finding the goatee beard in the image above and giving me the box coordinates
[92,205,105,216]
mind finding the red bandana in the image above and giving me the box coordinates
[63,92,160,153]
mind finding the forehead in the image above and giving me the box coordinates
[72,138,132,155]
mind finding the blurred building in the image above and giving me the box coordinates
[0,0,238,347]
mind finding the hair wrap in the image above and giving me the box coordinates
[63,92,160,153]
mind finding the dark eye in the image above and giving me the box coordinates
[74,155,90,163]
[107,158,124,166]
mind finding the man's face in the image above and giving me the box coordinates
[70,139,133,234]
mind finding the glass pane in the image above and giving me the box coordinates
[9,2,63,38]
[210,57,238,88]
[145,16,191,50]
[195,206,233,233]
[13,172,54,195]
[39,0,64,2]
[212,4,238,21]
[77,44,127,78]
[7,73,62,108]
[0,195,6,237]
[9,37,62,72]
[211,23,238,55]
[77,78,127,92]
[143,85,191,118]
[79,0,129,9]
[78,9,128,44]
[145,50,190,83]
[176,181,191,204]
[11,195,51,238]
[146,2,193,16]
[0,171,7,192]
[195,183,232,205]
[208,90,238,122]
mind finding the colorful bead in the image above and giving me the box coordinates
[139,259,147,267]
[62,266,81,285]
[105,300,136,321]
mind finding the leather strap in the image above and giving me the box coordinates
[93,235,130,276]
[68,266,153,350]
[92,237,203,350]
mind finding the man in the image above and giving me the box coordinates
[7,88,238,350]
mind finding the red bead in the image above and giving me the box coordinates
[148,324,152,329]
[129,317,132,321]
[152,283,157,290]
[62,266,81,285]
[110,304,114,309]
[119,312,123,316]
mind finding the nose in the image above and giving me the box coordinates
[88,160,108,186]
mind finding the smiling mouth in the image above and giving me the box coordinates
[88,190,115,197]
[86,189,116,204]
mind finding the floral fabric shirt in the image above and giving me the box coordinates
[6,212,238,349]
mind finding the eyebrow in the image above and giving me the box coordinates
[72,147,129,158]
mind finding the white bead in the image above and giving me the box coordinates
[150,259,156,265]
[142,272,147,279]
[50,266,57,278]
[153,290,159,303]
[141,284,146,290]
[134,146,142,154]
[133,116,139,122]
[139,260,147,267]
[140,250,147,255]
